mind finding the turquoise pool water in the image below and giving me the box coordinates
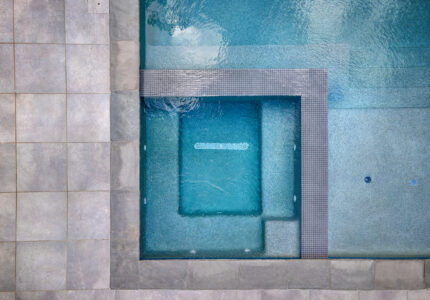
[141,0,430,258]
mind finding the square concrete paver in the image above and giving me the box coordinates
[111,141,139,191]
[65,0,109,44]
[262,290,309,300]
[0,44,14,92]
[331,260,374,290]
[0,94,15,142]
[17,143,67,192]
[110,191,139,241]
[67,290,115,300]
[0,194,16,241]
[0,242,15,291]
[0,0,13,42]
[0,143,16,192]
[374,260,425,289]
[16,241,66,291]
[67,94,110,142]
[111,41,139,91]
[110,0,139,41]
[67,240,110,289]
[66,45,110,93]
[68,143,110,191]
[358,290,407,300]
[16,291,66,300]
[310,290,358,300]
[68,192,110,240]
[16,94,66,142]
[15,44,65,93]
[14,0,65,43]
[188,260,239,289]
[17,192,67,241]
[110,90,140,141]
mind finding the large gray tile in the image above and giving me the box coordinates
[0,94,14,142]
[14,0,64,43]
[0,143,16,192]
[15,44,65,93]
[68,192,110,239]
[133,290,215,300]
[262,290,309,300]
[111,191,139,241]
[67,290,114,300]
[16,94,66,142]
[67,94,110,142]
[67,240,110,289]
[0,0,13,42]
[358,290,407,300]
[286,260,331,289]
[0,242,15,291]
[65,0,109,44]
[425,260,430,287]
[68,143,110,191]
[238,260,288,289]
[111,41,139,91]
[87,0,109,13]
[17,192,67,241]
[187,260,239,289]
[138,260,188,289]
[16,241,66,291]
[0,293,14,300]
[110,0,139,41]
[374,260,425,289]
[408,290,430,300]
[17,143,67,192]
[331,260,374,290]
[110,239,139,289]
[310,290,358,300]
[217,290,262,300]
[111,141,139,191]
[0,194,15,241]
[111,90,140,141]
[66,45,110,93]
[0,45,14,92]
[16,291,66,300]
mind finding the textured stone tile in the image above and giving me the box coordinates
[67,240,110,289]
[16,241,66,290]
[408,290,430,300]
[15,44,65,93]
[286,260,331,289]
[217,290,262,300]
[331,260,374,290]
[88,0,109,13]
[310,290,358,300]
[374,260,425,289]
[66,45,110,93]
[111,191,139,241]
[14,0,64,43]
[16,291,66,300]
[67,290,115,300]
[65,0,109,44]
[0,45,14,92]
[68,192,110,240]
[0,293,14,300]
[425,260,430,287]
[17,192,67,241]
[17,143,67,192]
[188,260,239,289]
[16,94,66,142]
[238,260,288,289]
[358,290,407,300]
[111,141,139,191]
[110,0,139,41]
[0,94,14,142]
[0,194,15,241]
[110,239,139,289]
[136,290,215,300]
[111,41,139,91]
[68,143,110,191]
[262,290,309,300]
[138,260,188,289]
[115,291,142,300]
[67,94,110,142]
[0,0,13,42]
[0,143,16,192]
[111,90,140,141]
[0,242,15,291]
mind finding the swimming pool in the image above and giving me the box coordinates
[140,0,430,259]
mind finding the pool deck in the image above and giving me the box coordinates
[0,0,429,299]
